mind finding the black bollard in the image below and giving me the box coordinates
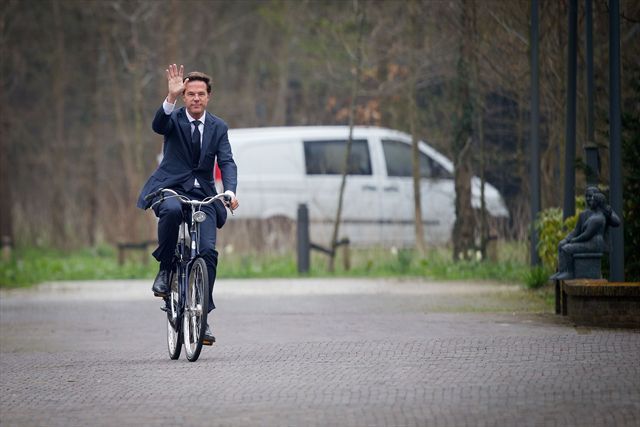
[297,204,310,274]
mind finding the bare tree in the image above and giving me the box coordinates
[50,0,69,248]
[0,1,16,256]
[452,0,476,261]
[328,0,366,273]
[407,0,427,255]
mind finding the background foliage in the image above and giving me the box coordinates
[0,0,638,272]
[622,66,639,281]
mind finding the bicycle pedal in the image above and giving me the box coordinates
[160,306,169,312]
[202,338,215,346]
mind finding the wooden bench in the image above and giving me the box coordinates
[555,279,640,327]
[116,241,156,266]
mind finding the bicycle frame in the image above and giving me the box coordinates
[170,205,203,329]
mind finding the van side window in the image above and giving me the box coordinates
[304,139,372,175]
[382,139,429,178]
[382,139,452,179]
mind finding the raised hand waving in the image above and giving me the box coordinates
[166,64,187,103]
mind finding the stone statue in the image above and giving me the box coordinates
[550,186,621,280]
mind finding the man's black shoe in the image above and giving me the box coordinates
[202,324,215,346]
[152,269,170,297]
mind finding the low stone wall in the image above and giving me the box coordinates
[557,279,640,328]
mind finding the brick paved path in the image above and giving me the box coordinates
[1,279,639,426]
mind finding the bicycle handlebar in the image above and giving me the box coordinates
[146,188,233,211]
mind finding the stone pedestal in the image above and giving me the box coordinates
[573,252,602,279]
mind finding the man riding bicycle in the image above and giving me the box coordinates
[137,64,239,345]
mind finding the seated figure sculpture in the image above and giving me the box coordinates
[550,186,621,280]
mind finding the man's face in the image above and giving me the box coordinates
[183,80,210,118]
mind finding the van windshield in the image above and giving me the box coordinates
[304,139,372,175]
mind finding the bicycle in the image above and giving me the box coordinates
[144,188,232,362]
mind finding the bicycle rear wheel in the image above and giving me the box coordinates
[183,257,208,362]
[167,268,182,360]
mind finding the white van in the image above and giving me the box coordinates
[226,126,508,246]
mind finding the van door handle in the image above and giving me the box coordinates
[361,185,377,191]
[384,186,399,192]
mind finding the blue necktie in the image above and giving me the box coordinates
[192,120,201,168]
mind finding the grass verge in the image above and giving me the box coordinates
[1,242,539,289]
[0,246,155,288]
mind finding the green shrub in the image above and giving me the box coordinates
[535,197,585,272]
[524,266,551,289]
[395,248,414,273]
[535,208,565,271]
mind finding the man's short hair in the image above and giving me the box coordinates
[184,71,212,94]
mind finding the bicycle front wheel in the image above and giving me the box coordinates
[167,268,182,360]
[183,257,208,362]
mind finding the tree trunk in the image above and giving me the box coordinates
[0,101,11,257]
[452,0,476,261]
[408,0,426,255]
[129,16,148,241]
[469,0,487,259]
[328,3,365,272]
[477,107,488,258]
[0,4,12,255]
[271,2,290,126]
[51,0,68,248]
[453,138,475,261]
[409,90,426,255]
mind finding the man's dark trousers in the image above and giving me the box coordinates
[152,186,219,313]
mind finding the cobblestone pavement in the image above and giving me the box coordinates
[1,279,639,426]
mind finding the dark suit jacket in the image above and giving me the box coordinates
[137,106,237,226]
